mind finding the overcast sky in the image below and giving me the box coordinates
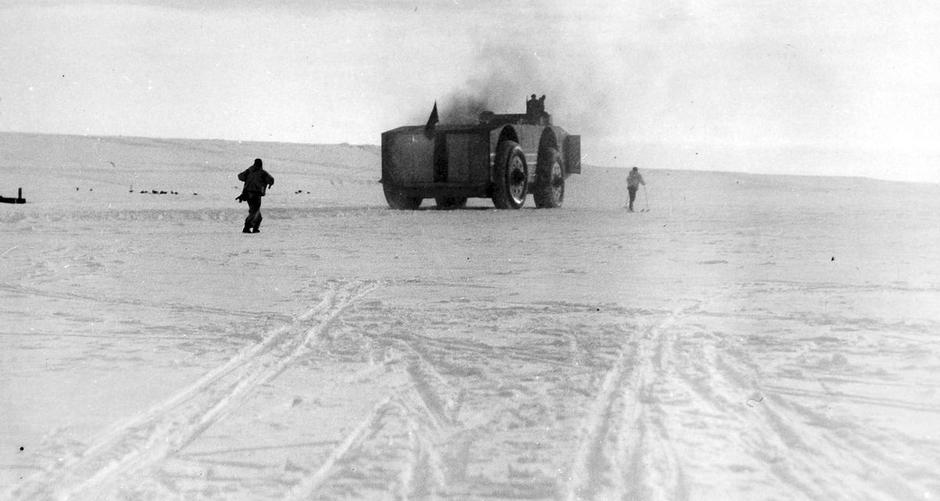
[1,0,938,183]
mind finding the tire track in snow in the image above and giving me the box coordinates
[633,311,856,500]
[390,336,463,499]
[394,330,585,370]
[633,308,937,500]
[7,280,376,501]
[712,345,933,500]
[276,291,488,499]
[0,282,273,320]
[286,334,457,499]
[388,333,465,426]
[394,391,449,499]
[285,395,396,500]
[564,301,702,501]
[306,337,453,498]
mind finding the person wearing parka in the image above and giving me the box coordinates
[626,166,645,212]
[237,158,275,233]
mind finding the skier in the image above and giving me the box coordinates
[626,166,645,212]
[236,158,274,233]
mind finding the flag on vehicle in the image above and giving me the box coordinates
[424,101,439,135]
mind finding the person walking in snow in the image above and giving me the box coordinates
[236,158,274,233]
[626,166,645,211]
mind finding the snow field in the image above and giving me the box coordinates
[2,133,939,499]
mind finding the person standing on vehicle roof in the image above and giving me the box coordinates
[236,158,274,233]
[626,166,645,212]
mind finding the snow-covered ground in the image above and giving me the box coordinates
[2,132,939,500]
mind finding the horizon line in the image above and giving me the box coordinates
[1,129,936,187]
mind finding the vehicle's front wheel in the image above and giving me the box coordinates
[533,147,565,208]
[491,141,528,209]
[383,185,422,210]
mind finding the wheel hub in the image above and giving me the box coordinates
[551,161,564,200]
[509,157,526,202]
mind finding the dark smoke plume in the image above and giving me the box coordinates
[437,49,539,123]
[432,33,618,137]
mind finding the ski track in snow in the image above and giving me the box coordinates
[561,293,940,501]
[564,301,702,501]
[8,282,937,500]
[7,280,376,500]
[285,313,464,500]
[0,283,273,321]
[4,144,940,500]
[285,385,452,501]
[267,292,649,500]
[290,292,940,500]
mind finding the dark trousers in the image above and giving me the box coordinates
[244,193,262,231]
[628,186,638,209]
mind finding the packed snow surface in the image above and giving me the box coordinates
[1,132,939,500]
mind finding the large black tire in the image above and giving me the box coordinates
[435,197,468,210]
[533,147,565,208]
[491,141,528,209]
[383,185,422,210]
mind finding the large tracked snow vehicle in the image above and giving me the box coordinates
[380,95,580,209]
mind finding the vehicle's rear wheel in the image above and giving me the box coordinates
[533,147,565,208]
[491,141,528,209]
[383,185,422,210]
[435,197,468,209]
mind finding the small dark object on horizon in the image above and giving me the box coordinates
[0,187,26,204]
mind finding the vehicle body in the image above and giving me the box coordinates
[380,96,580,209]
